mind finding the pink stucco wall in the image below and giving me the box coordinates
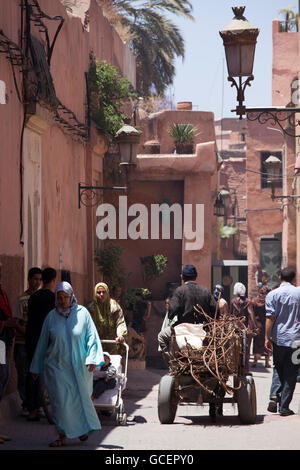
[111,139,217,296]
[0,0,136,307]
[0,0,25,303]
[246,120,284,298]
[138,109,216,155]
[272,19,299,106]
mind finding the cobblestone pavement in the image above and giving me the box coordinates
[1,360,300,451]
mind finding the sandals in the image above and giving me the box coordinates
[49,436,67,447]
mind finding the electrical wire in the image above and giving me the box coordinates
[222,159,297,180]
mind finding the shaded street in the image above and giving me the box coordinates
[2,357,300,451]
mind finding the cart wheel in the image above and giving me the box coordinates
[158,375,177,424]
[116,411,127,426]
[237,376,257,424]
[120,413,127,426]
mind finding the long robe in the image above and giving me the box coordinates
[30,305,104,439]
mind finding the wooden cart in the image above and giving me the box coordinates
[158,328,257,425]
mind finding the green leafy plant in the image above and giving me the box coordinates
[122,287,151,309]
[140,254,168,282]
[168,123,196,143]
[95,243,125,288]
[219,222,238,239]
[88,53,137,138]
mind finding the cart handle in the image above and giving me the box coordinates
[100,340,129,379]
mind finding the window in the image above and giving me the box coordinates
[261,151,282,189]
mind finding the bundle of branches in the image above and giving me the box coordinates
[168,307,258,397]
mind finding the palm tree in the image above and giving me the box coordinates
[97,0,194,96]
[279,7,298,31]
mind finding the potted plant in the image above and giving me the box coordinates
[143,139,161,154]
[168,123,197,154]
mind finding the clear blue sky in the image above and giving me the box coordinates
[170,0,298,119]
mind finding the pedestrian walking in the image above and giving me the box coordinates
[87,282,127,355]
[212,284,228,317]
[265,268,300,416]
[0,267,15,402]
[30,281,104,447]
[0,263,15,444]
[12,267,42,416]
[255,265,269,288]
[252,285,271,368]
[25,267,56,421]
[229,282,258,373]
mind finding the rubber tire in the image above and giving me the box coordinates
[237,376,257,424]
[158,375,177,424]
[120,413,127,426]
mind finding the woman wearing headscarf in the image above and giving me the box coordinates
[30,282,104,447]
[87,283,127,355]
[230,282,258,372]
[252,285,272,368]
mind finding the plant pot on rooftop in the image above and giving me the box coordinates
[143,140,160,154]
[168,123,196,154]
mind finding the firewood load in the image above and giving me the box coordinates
[168,305,258,397]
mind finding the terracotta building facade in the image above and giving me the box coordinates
[0,0,136,308]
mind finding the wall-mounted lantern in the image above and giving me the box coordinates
[78,124,142,208]
[214,193,226,217]
[219,189,231,210]
[264,155,282,200]
[115,124,141,166]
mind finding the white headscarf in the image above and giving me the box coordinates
[55,281,78,317]
[233,282,246,297]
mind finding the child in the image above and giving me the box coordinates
[91,352,117,400]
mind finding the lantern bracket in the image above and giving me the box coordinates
[229,75,254,119]
[78,182,127,209]
[245,107,300,138]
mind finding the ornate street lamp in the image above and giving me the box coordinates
[220,6,300,136]
[220,6,259,119]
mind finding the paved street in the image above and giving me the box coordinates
[2,357,300,451]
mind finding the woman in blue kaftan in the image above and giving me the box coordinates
[30,282,104,447]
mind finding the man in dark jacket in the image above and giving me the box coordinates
[168,265,217,325]
[158,265,217,362]
[25,267,56,421]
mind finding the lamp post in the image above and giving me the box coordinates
[219,6,259,119]
[220,6,300,136]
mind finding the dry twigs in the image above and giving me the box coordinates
[169,304,258,397]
